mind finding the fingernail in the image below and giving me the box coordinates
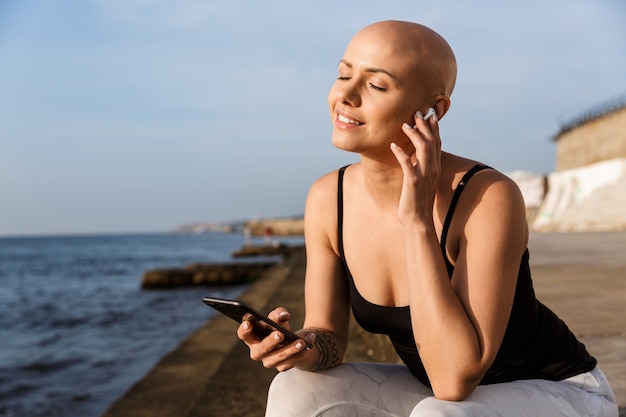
[402,123,412,129]
[243,321,250,331]
[278,311,290,320]
[274,333,281,341]
[306,333,317,343]
[295,341,304,350]
[415,110,424,119]
[432,112,438,123]
[390,142,397,149]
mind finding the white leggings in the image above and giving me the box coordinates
[265,363,618,417]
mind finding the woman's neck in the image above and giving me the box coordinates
[358,157,405,213]
[357,151,454,214]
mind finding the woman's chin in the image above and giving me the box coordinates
[331,134,361,153]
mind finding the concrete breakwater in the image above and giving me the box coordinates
[141,261,277,288]
[231,242,303,258]
[141,244,304,288]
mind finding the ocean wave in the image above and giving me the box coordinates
[95,309,133,327]
[0,381,38,398]
[36,332,63,347]
[17,355,84,373]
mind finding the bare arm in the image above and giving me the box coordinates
[391,113,527,400]
[300,171,351,370]
[403,176,526,400]
[238,171,351,372]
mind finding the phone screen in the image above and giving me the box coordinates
[202,296,313,349]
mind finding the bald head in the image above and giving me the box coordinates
[355,20,457,99]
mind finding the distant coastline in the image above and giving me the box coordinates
[175,215,305,236]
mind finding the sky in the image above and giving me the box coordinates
[0,0,624,236]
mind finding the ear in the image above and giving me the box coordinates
[433,95,451,120]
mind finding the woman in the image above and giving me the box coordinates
[237,20,618,416]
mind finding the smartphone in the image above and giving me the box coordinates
[202,296,313,350]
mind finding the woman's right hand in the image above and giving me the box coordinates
[237,307,317,372]
[390,109,442,225]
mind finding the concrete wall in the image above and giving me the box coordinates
[533,158,626,231]
[556,107,626,171]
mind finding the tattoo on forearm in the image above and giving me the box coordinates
[306,328,340,371]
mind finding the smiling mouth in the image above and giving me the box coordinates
[337,113,364,126]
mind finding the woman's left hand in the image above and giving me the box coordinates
[390,108,442,224]
[238,307,316,372]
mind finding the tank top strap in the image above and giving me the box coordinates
[337,165,350,258]
[440,164,491,275]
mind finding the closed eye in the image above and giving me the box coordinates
[369,83,386,92]
[336,76,386,92]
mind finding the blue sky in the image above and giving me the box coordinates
[1,0,624,236]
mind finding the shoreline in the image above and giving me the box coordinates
[102,232,625,417]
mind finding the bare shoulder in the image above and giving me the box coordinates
[306,169,342,203]
[468,166,525,213]
[304,167,346,255]
[441,155,528,272]
[443,153,527,241]
[443,153,524,208]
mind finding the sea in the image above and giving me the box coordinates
[0,231,303,417]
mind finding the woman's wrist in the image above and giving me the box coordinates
[300,328,341,372]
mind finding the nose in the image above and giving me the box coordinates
[334,79,361,107]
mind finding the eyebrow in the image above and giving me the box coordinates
[338,59,397,80]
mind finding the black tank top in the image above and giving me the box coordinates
[337,165,597,386]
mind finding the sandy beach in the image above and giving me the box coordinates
[102,231,626,417]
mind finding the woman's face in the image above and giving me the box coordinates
[328,27,429,156]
